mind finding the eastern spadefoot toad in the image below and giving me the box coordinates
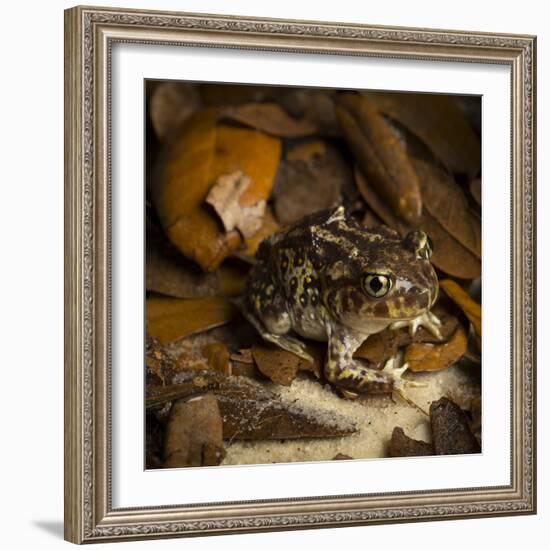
[242,206,441,396]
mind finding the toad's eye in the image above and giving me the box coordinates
[362,274,393,298]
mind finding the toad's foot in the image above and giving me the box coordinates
[389,311,443,340]
[329,356,425,402]
[381,356,425,390]
[381,356,408,390]
[381,356,429,415]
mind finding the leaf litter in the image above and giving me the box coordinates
[145,83,482,466]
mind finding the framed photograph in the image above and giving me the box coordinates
[64,5,536,544]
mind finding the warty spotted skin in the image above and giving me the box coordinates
[243,206,440,395]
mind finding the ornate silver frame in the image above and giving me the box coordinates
[64,5,537,544]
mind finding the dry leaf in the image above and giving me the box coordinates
[146,219,247,298]
[229,349,260,378]
[362,209,384,228]
[388,427,433,457]
[242,207,280,257]
[152,108,281,271]
[361,91,481,177]
[439,279,482,341]
[337,93,422,224]
[149,82,202,141]
[163,394,226,467]
[147,370,357,440]
[146,296,237,344]
[202,343,231,375]
[146,412,164,468]
[272,140,351,225]
[221,103,318,137]
[332,453,353,460]
[470,178,482,206]
[201,85,340,137]
[355,167,481,279]
[354,166,408,232]
[251,345,302,386]
[404,325,468,372]
[146,337,184,386]
[206,170,266,238]
[420,210,481,279]
[412,158,481,259]
[200,84,274,105]
[278,88,341,137]
[355,303,460,366]
[430,397,481,455]
[286,139,326,163]
[251,342,323,385]
[216,264,250,297]
[146,337,209,388]
[230,349,254,364]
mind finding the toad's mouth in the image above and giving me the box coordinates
[344,306,434,332]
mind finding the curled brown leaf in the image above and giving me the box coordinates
[361,91,481,177]
[404,325,468,372]
[221,103,318,138]
[337,93,422,224]
[355,166,481,279]
[412,158,481,259]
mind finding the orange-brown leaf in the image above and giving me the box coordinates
[405,325,468,372]
[251,345,303,386]
[202,343,232,375]
[146,296,237,344]
[439,279,482,340]
[251,343,323,385]
[152,108,281,271]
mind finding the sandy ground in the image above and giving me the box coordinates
[221,362,480,465]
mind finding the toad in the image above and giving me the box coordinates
[242,206,442,397]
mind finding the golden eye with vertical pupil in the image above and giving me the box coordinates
[362,274,393,298]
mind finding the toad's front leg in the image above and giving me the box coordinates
[324,324,406,396]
